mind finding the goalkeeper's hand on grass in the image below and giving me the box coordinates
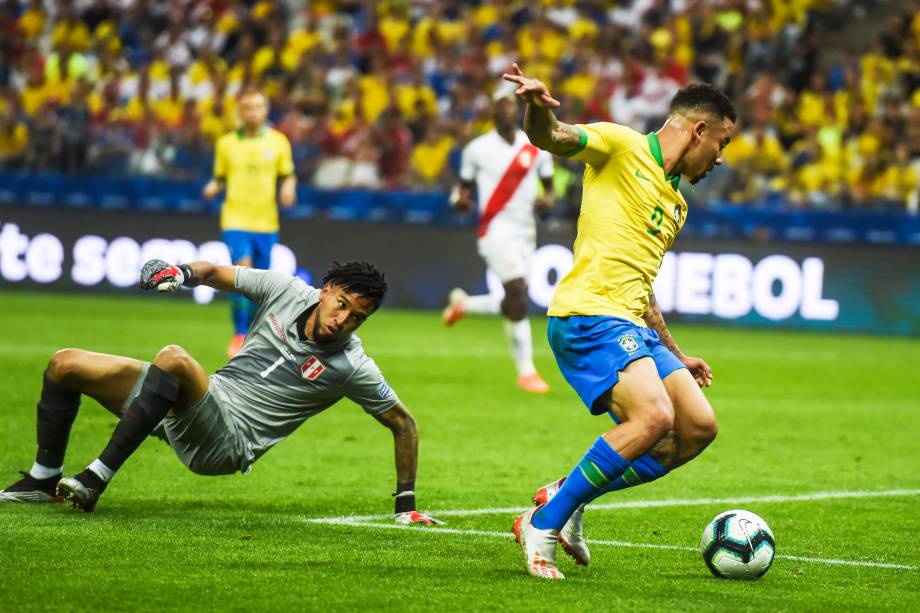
[394,511,443,526]
[140,259,191,293]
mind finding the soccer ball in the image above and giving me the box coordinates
[700,510,775,579]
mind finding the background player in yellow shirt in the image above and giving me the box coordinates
[203,89,297,356]
[502,64,736,580]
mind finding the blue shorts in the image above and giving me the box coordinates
[547,315,686,417]
[222,230,278,269]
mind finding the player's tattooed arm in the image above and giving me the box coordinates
[502,63,583,157]
[523,107,585,157]
[644,292,714,388]
[374,401,419,505]
[643,292,683,358]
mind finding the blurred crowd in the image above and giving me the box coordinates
[0,0,918,213]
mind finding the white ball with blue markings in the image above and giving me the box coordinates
[701,510,775,579]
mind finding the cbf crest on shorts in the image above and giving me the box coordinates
[301,356,325,380]
[618,335,641,354]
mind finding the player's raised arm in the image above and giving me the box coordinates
[501,63,582,158]
[140,259,238,294]
[643,292,713,388]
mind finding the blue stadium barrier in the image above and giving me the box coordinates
[0,172,24,205]
[93,177,133,210]
[326,189,373,221]
[285,186,326,219]
[1,171,918,245]
[22,172,62,207]
[59,174,94,209]
[403,192,447,224]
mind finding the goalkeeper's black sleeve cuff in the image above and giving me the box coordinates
[178,264,199,287]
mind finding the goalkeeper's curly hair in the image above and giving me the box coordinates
[322,261,388,311]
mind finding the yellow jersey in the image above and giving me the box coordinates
[548,123,688,326]
[214,127,294,232]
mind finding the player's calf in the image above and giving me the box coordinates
[499,279,528,322]
[668,415,718,468]
[663,368,719,469]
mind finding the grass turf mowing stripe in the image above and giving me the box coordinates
[305,488,920,523]
[309,519,918,571]
[0,343,847,360]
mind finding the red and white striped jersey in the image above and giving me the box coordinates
[460,130,554,238]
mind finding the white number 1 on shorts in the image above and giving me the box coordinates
[260,356,286,378]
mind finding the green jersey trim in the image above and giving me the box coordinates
[646,132,680,190]
[561,124,589,158]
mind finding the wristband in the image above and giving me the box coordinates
[178,264,199,287]
[393,481,416,514]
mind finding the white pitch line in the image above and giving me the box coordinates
[306,488,920,524]
[308,518,917,571]
[777,554,915,571]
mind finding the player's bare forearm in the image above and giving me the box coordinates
[279,175,297,207]
[180,261,238,293]
[374,402,419,487]
[523,106,583,157]
[643,292,684,359]
[644,292,714,387]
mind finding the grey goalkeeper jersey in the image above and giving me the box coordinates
[210,267,399,465]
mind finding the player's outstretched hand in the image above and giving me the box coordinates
[501,63,560,108]
[394,511,443,526]
[449,186,475,213]
[140,259,186,293]
[681,355,713,388]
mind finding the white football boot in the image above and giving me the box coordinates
[512,505,565,580]
[533,477,591,566]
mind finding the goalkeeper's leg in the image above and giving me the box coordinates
[58,345,210,511]
[2,349,143,503]
[2,347,209,510]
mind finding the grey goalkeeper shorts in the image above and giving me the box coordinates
[134,363,249,476]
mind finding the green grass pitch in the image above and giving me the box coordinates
[1,291,918,611]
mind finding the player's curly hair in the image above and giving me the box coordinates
[322,261,388,311]
[669,83,737,123]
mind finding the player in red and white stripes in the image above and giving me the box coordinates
[444,85,556,394]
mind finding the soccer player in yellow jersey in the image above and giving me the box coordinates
[203,89,297,357]
[502,64,736,580]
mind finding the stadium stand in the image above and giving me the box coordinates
[0,0,917,216]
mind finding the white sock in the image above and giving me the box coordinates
[88,459,115,483]
[504,319,536,376]
[464,293,501,315]
[29,462,62,480]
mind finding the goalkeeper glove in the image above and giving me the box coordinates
[394,511,443,526]
[140,259,194,292]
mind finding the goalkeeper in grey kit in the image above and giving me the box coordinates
[0,258,440,525]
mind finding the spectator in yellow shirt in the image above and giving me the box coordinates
[17,0,46,40]
[875,144,919,210]
[410,121,456,188]
[0,106,29,169]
